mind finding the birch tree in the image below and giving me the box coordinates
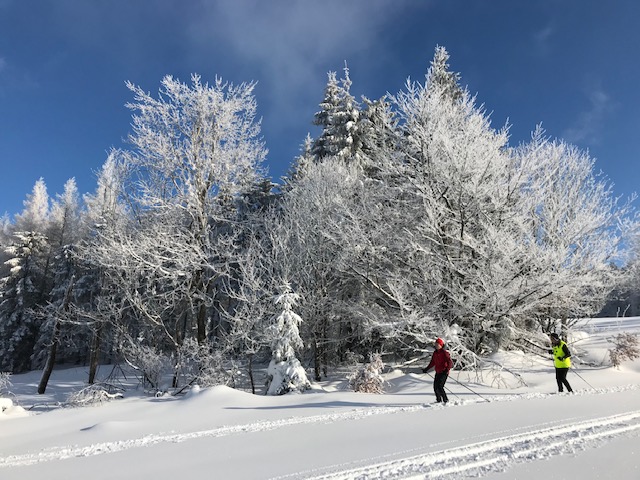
[510,130,639,330]
[87,74,267,380]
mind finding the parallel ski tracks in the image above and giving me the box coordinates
[299,410,640,479]
[1,403,422,468]
[1,386,639,474]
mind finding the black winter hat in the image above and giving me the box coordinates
[549,332,560,339]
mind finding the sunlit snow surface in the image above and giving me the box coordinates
[1,317,639,479]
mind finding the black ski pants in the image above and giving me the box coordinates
[555,367,573,393]
[433,371,449,403]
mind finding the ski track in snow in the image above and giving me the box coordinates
[1,403,426,468]
[1,385,639,474]
[292,410,640,480]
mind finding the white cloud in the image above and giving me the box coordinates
[34,0,420,140]
[532,23,554,57]
[563,85,613,146]
[185,0,416,127]
[0,55,39,96]
[533,25,553,44]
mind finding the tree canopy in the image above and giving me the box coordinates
[1,47,638,395]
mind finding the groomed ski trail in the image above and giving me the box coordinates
[293,410,640,480]
[0,403,425,468]
[2,385,638,471]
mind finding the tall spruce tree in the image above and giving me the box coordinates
[311,66,364,166]
[0,231,50,372]
[0,180,52,372]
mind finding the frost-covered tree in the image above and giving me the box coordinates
[427,45,463,102]
[30,178,86,380]
[311,71,343,160]
[277,72,406,376]
[77,150,129,384]
[358,94,401,178]
[0,214,11,239]
[85,74,268,380]
[278,46,639,364]
[0,231,50,372]
[0,179,54,372]
[365,48,639,356]
[311,66,364,167]
[271,158,376,378]
[284,134,314,188]
[13,178,50,234]
[83,149,128,233]
[1,177,95,377]
[0,215,12,283]
[266,287,310,395]
[347,46,518,356]
[609,332,639,368]
[48,178,82,249]
[36,269,75,393]
[510,129,638,328]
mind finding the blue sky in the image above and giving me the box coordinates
[1,0,639,218]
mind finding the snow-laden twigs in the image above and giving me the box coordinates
[609,332,640,368]
[66,385,123,407]
[348,353,385,394]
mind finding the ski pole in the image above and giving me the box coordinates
[447,374,490,402]
[570,366,595,389]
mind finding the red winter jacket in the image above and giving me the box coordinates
[426,349,453,374]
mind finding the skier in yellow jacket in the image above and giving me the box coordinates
[549,332,573,393]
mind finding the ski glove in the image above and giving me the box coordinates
[558,356,566,361]
[422,368,428,373]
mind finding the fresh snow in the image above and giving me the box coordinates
[1,317,639,479]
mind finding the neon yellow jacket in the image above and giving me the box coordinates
[552,341,571,368]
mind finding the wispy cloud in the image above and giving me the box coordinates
[4,0,426,169]
[533,25,553,44]
[532,23,554,56]
[0,56,38,96]
[34,0,419,141]
[185,0,415,130]
[563,84,613,146]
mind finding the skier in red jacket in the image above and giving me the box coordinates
[422,338,453,403]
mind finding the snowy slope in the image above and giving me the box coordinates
[1,317,639,480]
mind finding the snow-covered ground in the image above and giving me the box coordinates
[1,317,639,479]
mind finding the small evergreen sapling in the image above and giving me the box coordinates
[266,288,310,395]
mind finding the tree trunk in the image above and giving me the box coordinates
[313,337,322,381]
[37,318,61,394]
[88,323,103,385]
[38,276,74,394]
[248,354,255,394]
